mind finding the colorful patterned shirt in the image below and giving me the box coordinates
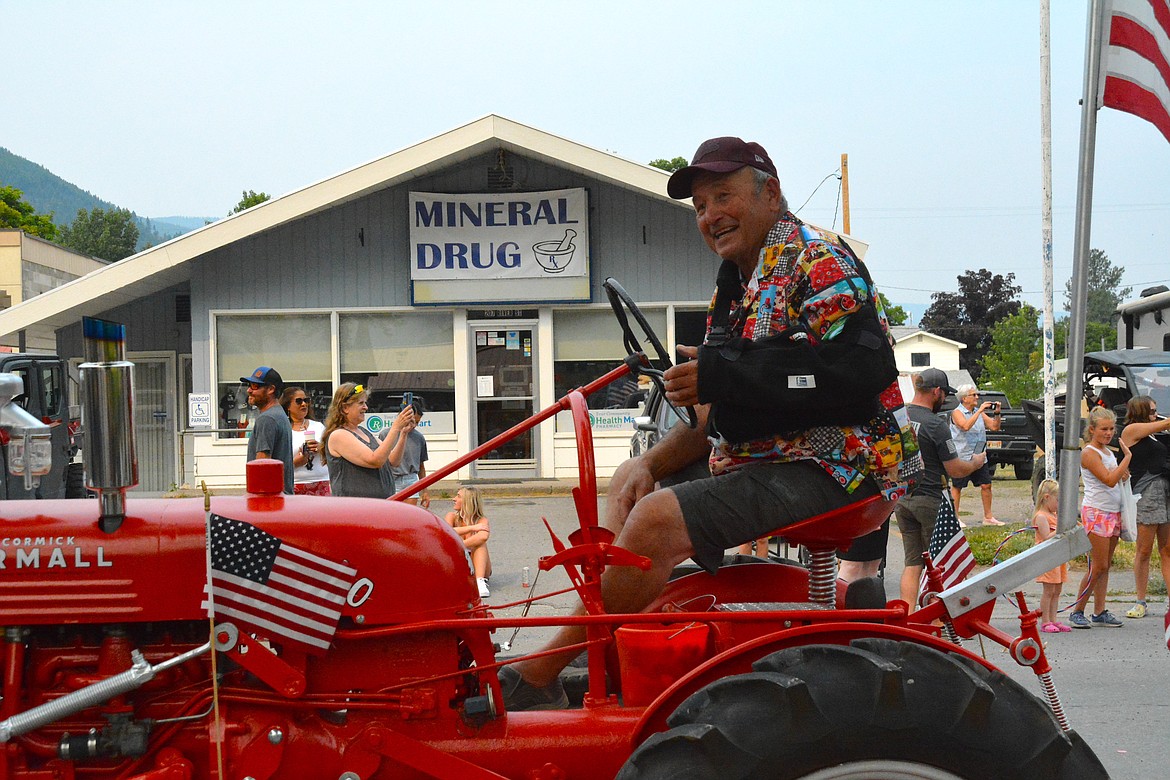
[704,214,922,500]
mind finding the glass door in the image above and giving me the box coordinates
[470,324,537,479]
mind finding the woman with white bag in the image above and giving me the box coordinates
[1120,396,1170,619]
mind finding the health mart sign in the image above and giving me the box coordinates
[409,188,590,304]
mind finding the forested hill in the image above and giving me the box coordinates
[0,146,212,250]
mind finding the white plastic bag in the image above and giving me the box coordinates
[1119,478,1139,542]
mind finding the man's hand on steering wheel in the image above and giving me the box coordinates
[664,345,700,408]
[603,277,697,428]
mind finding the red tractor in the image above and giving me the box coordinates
[0,290,1106,779]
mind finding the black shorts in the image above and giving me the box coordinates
[668,460,879,573]
[839,518,890,562]
[952,462,993,488]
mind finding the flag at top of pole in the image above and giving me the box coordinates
[1100,0,1170,142]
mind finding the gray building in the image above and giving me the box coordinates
[0,116,728,490]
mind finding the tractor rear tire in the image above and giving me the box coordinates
[617,639,1106,780]
[1014,458,1034,481]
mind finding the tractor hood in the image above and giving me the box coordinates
[0,494,478,629]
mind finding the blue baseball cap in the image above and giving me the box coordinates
[241,366,283,391]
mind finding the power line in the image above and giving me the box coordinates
[793,170,841,216]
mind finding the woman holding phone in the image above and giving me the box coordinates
[949,384,1004,526]
[322,382,415,499]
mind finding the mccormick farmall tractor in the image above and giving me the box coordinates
[0,286,1106,779]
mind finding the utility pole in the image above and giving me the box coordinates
[1040,0,1057,477]
[840,153,851,235]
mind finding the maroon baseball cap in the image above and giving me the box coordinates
[667,136,778,199]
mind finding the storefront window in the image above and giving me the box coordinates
[553,308,666,410]
[339,312,456,435]
[215,314,332,438]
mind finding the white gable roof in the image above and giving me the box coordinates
[0,114,871,344]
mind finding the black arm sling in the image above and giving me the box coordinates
[697,226,899,442]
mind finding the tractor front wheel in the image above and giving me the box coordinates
[617,639,1105,780]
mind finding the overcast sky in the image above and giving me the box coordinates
[3,1,1167,314]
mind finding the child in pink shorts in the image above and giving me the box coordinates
[1068,408,1132,629]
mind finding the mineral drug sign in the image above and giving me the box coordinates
[409,188,591,304]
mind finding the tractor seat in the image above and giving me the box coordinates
[768,494,898,607]
[776,494,897,550]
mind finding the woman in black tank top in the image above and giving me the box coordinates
[1120,395,1170,619]
[322,382,416,499]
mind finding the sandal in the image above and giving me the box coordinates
[981,517,1006,526]
[1041,622,1062,633]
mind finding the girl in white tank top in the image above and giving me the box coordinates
[1068,407,1133,628]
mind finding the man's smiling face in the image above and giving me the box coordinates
[691,166,781,273]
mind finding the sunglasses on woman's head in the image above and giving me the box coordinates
[346,384,365,401]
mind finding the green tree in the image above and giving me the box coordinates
[1054,316,1117,355]
[919,269,1023,382]
[980,305,1043,405]
[0,184,59,240]
[878,292,908,326]
[649,157,688,173]
[231,190,271,214]
[1063,248,1131,324]
[60,207,139,261]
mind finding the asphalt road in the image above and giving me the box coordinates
[430,492,1170,780]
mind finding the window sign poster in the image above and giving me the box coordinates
[523,337,531,358]
[476,331,487,346]
[506,330,519,350]
[409,188,589,281]
[488,333,505,346]
[477,375,495,397]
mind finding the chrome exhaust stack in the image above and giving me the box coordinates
[79,317,138,533]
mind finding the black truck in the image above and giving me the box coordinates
[1021,349,1170,496]
[0,353,85,499]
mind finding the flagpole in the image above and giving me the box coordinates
[1040,0,1057,480]
[1058,0,1110,533]
[202,482,226,778]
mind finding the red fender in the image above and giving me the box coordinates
[628,621,997,749]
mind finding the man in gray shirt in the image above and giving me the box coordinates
[241,366,294,494]
[384,400,430,508]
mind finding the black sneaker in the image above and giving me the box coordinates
[498,665,569,711]
[1091,610,1124,627]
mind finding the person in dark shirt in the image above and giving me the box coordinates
[241,366,294,494]
[895,368,986,607]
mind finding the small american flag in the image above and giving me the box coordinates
[919,495,977,605]
[202,514,357,654]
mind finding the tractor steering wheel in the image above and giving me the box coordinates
[603,277,696,429]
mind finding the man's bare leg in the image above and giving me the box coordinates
[512,488,695,687]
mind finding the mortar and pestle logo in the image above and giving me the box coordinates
[532,229,577,274]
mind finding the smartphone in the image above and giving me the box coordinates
[401,391,414,411]
[973,441,987,455]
